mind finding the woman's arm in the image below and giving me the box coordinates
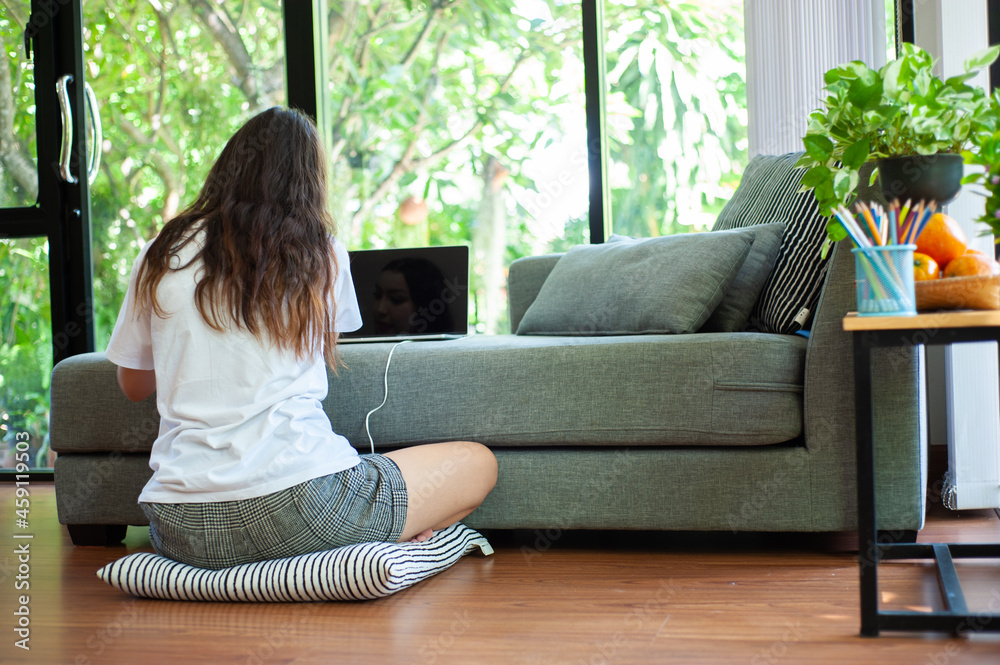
[116,366,157,402]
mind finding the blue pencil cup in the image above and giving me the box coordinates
[851,245,917,316]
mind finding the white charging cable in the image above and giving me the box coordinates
[364,340,412,454]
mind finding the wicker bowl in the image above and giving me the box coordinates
[915,274,1000,311]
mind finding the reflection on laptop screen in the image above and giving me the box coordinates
[341,246,470,342]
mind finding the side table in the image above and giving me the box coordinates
[844,310,1000,636]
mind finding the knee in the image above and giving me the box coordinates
[479,443,498,488]
[458,441,498,491]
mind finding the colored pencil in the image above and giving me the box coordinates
[905,201,927,245]
[859,203,882,245]
[877,206,888,246]
[897,199,913,243]
[888,201,898,245]
[835,206,870,248]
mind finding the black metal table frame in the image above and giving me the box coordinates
[854,323,1000,636]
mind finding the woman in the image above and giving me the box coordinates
[106,107,496,569]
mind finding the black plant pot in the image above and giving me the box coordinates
[876,153,964,205]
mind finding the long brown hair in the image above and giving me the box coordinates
[135,107,341,367]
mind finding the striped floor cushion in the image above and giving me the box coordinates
[96,523,493,602]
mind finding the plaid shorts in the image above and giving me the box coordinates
[139,454,408,570]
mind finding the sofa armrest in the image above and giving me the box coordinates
[50,352,160,455]
[507,253,563,333]
[803,241,926,530]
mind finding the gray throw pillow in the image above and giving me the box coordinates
[607,225,784,333]
[515,231,753,336]
[698,222,785,332]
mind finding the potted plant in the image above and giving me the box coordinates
[961,111,1000,242]
[796,43,1000,251]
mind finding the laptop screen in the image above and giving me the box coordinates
[341,246,470,340]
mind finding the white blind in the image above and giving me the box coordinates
[744,0,887,157]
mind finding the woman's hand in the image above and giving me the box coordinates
[116,366,157,402]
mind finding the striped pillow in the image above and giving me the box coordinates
[96,523,492,602]
[712,152,829,334]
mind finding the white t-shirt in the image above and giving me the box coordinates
[105,230,364,503]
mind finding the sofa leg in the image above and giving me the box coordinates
[877,529,917,544]
[66,524,128,546]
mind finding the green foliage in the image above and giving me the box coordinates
[326,0,746,330]
[961,90,1000,241]
[326,0,584,244]
[0,238,52,463]
[604,1,747,236]
[797,43,1000,218]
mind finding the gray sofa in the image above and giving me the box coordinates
[49,241,926,545]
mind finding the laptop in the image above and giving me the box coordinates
[339,245,470,343]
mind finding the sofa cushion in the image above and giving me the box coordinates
[697,222,785,332]
[51,335,806,455]
[515,230,753,336]
[712,152,829,334]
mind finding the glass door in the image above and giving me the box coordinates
[0,0,86,475]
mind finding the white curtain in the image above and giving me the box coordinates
[744,0,887,157]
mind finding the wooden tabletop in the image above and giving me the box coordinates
[843,309,1000,331]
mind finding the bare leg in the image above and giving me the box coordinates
[383,441,497,543]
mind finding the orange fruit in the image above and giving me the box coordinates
[915,213,967,270]
[913,252,939,280]
[942,251,1000,278]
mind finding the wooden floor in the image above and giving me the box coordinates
[2,485,1000,664]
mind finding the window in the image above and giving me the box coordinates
[324,1,748,332]
[604,0,747,238]
[83,0,287,351]
[0,1,751,475]
[1,1,288,474]
[327,0,588,334]
[885,0,898,61]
